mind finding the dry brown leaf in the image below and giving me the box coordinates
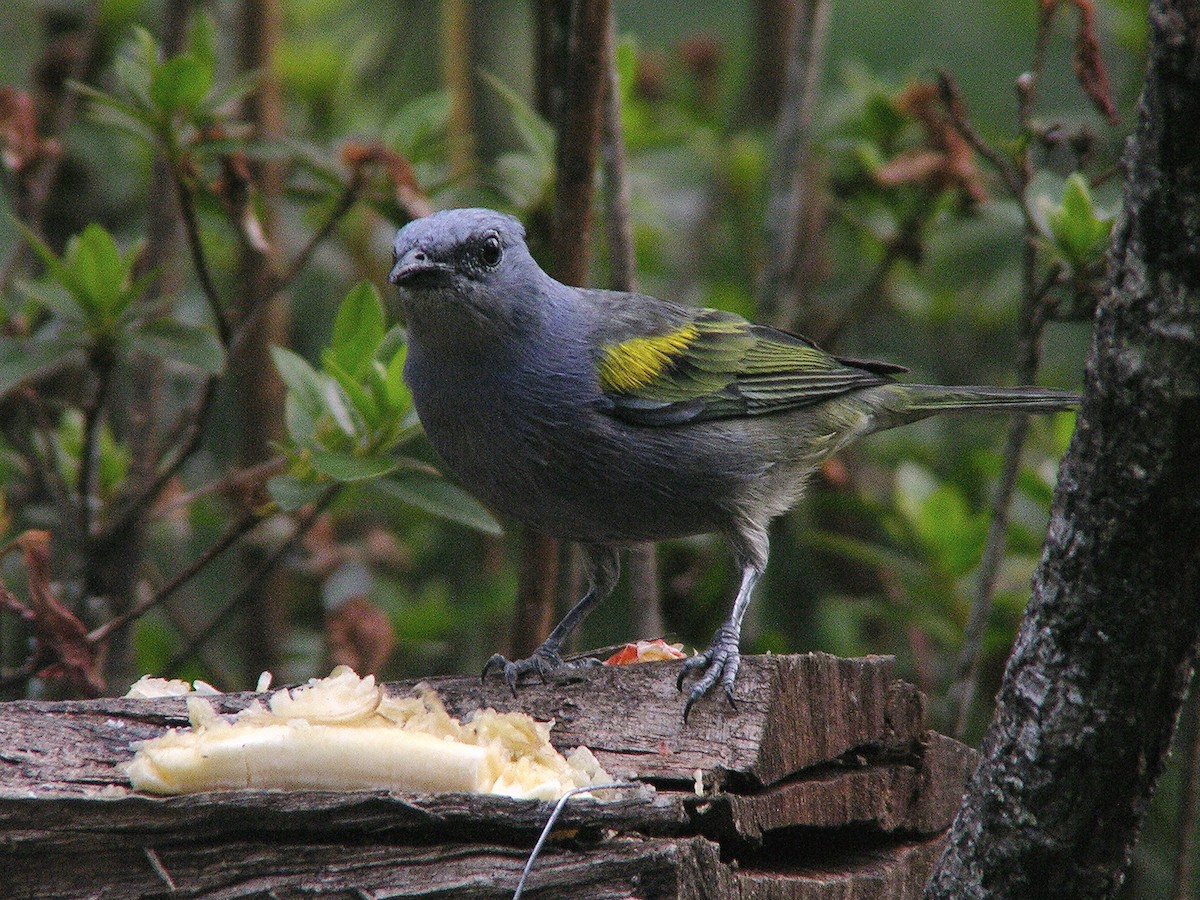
[325,595,395,675]
[1,530,105,696]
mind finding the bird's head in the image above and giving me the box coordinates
[389,209,549,343]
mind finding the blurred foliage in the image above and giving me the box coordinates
[0,1,1186,894]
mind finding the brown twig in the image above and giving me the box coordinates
[171,162,232,348]
[937,72,1024,201]
[99,166,362,548]
[160,455,288,517]
[264,173,362,302]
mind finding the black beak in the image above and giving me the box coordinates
[389,249,454,287]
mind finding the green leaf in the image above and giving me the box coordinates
[375,473,503,535]
[480,71,554,165]
[12,219,83,302]
[70,80,158,137]
[70,225,129,319]
[189,11,217,71]
[267,473,328,512]
[309,450,400,482]
[128,320,226,374]
[0,335,84,398]
[271,346,324,416]
[150,54,213,114]
[328,282,385,378]
[113,27,159,112]
[324,356,381,432]
[1037,173,1113,268]
[322,374,367,439]
[14,278,86,322]
[284,393,319,447]
[384,342,411,412]
[382,91,451,161]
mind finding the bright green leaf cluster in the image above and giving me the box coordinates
[269,282,500,534]
[1034,173,1114,272]
[269,284,422,496]
[1,223,225,398]
[72,13,256,150]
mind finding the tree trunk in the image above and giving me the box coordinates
[926,1,1200,896]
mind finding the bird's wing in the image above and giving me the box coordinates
[595,307,905,426]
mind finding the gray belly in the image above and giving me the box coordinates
[416,391,763,544]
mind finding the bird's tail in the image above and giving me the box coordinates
[867,383,1080,431]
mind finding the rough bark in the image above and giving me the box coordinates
[926,1,1200,896]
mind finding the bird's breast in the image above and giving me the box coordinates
[402,342,748,543]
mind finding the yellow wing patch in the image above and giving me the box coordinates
[598,324,700,393]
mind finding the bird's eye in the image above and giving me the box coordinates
[480,233,503,268]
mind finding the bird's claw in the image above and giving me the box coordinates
[677,629,741,722]
[481,646,600,695]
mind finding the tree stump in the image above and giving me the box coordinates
[0,653,975,898]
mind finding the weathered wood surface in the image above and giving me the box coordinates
[0,832,949,900]
[0,653,927,791]
[0,653,975,898]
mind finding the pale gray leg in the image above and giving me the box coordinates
[483,544,620,693]
[677,523,768,721]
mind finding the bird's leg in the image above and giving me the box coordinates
[483,544,620,694]
[677,525,767,721]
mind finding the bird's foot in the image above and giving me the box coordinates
[481,644,601,695]
[676,627,741,722]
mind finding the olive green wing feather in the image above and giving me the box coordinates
[596,308,904,426]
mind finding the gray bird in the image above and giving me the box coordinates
[389,208,1078,719]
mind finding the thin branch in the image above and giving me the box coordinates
[1019,2,1058,129]
[76,351,115,541]
[950,259,1064,738]
[265,173,362,300]
[100,377,218,543]
[98,167,362,546]
[163,486,338,673]
[937,72,1024,201]
[20,389,75,518]
[942,7,1064,735]
[816,201,930,346]
[171,163,232,348]
[158,455,288,518]
[87,507,261,645]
